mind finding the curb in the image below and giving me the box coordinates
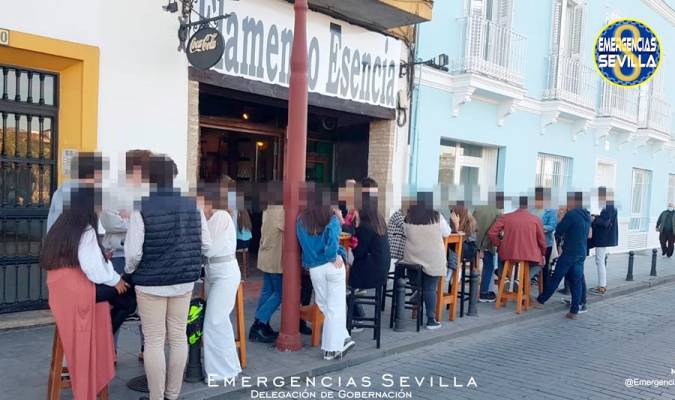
[190,272,675,400]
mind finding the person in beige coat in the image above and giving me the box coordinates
[402,192,453,330]
[249,200,284,343]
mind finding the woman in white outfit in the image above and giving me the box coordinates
[199,185,242,382]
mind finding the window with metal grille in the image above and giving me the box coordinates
[629,168,652,232]
[535,152,573,189]
[0,65,58,313]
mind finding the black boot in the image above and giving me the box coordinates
[249,319,276,343]
[299,319,312,335]
[263,322,279,338]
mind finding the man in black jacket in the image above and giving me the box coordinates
[657,202,675,258]
[588,187,618,295]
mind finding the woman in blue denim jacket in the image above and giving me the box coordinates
[296,203,354,361]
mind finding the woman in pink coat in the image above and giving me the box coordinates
[41,186,119,399]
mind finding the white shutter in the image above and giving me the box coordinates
[550,0,564,56]
[469,0,486,17]
[570,5,585,56]
[497,0,513,26]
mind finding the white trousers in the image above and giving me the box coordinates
[203,261,242,381]
[594,247,608,288]
[309,262,350,352]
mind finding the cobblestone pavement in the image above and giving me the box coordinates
[248,282,675,400]
[0,251,672,400]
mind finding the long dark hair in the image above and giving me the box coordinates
[359,193,386,236]
[405,191,439,225]
[40,186,106,270]
[237,209,253,232]
[299,185,334,235]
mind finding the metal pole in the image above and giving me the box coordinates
[277,0,308,352]
[393,278,407,332]
[467,269,480,317]
[650,248,658,276]
[626,251,635,281]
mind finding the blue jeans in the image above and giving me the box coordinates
[254,273,283,323]
[480,251,495,294]
[537,255,587,314]
[480,251,504,294]
[407,269,440,323]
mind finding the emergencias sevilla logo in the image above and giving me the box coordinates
[594,19,661,87]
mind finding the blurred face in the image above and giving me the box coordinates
[198,195,213,216]
[669,202,674,210]
[126,166,144,187]
[535,197,544,209]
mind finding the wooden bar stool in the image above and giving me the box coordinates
[300,303,324,347]
[234,283,247,368]
[236,249,249,280]
[48,329,109,400]
[435,233,464,321]
[496,260,532,314]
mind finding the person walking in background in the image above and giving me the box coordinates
[125,155,212,400]
[41,186,120,400]
[530,187,557,292]
[47,152,104,232]
[198,183,242,382]
[656,202,675,258]
[296,184,354,361]
[487,196,547,291]
[535,192,591,319]
[588,187,618,295]
[249,183,285,343]
[473,192,504,302]
[403,191,453,330]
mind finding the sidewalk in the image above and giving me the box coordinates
[0,250,672,400]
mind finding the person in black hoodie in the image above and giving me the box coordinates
[588,187,618,295]
[535,192,591,319]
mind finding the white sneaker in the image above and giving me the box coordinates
[351,326,365,333]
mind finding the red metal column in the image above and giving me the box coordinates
[276,0,308,352]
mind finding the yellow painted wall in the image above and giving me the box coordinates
[0,30,99,184]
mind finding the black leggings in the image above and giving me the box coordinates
[95,284,136,335]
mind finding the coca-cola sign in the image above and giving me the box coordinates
[187,27,224,70]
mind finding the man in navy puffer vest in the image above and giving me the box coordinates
[125,154,211,400]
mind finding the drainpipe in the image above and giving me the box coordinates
[276,0,307,352]
[407,25,421,186]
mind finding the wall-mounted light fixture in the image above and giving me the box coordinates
[164,0,233,52]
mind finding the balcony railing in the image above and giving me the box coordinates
[452,15,526,86]
[543,55,597,109]
[639,96,672,135]
[599,84,639,123]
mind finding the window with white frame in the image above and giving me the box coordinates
[668,174,675,205]
[595,161,616,190]
[629,168,653,231]
[551,0,585,58]
[469,0,513,25]
[536,153,573,189]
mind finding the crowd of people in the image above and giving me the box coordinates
[43,150,672,399]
